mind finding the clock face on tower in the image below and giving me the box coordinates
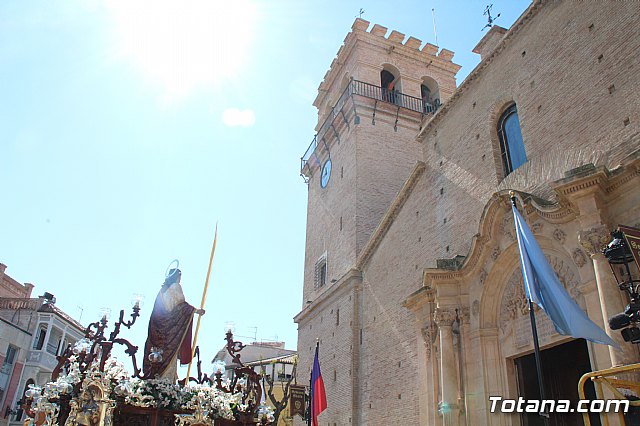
[321,159,332,188]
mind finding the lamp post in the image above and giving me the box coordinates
[603,227,640,344]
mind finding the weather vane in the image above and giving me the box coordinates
[357,8,365,19]
[482,4,500,31]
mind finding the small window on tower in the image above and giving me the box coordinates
[380,68,399,105]
[314,254,328,289]
[319,263,327,287]
[420,76,440,114]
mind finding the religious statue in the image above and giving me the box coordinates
[75,386,101,426]
[143,267,204,380]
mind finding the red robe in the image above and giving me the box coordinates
[143,284,195,379]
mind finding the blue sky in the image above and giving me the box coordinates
[0,0,530,372]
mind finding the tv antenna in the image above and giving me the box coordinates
[357,8,365,19]
[248,326,258,342]
[482,4,500,31]
[432,9,439,47]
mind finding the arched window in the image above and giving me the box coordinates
[33,324,47,350]
[421,84,431,103]
[15,379,35,421]
[380,68,399,105]
[497,104,527,176]
[380,70,395,90]
[420,76,440,113]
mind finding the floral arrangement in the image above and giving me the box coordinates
[121,377,243,416]
[179,382,243,419]
[25,343,262,424]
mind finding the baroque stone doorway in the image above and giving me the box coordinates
[513,339,599,426]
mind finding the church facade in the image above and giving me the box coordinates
[295,1,640,425]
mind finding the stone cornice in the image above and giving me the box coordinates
[293,268,362,324]
[523,199,576,224]
[416,0,544,141]
[551,152,640,201]
[356,162,426,269]
[551,167,610,198]
[605,156,640,195]
[472,25,508,57]
[403,286,436,311]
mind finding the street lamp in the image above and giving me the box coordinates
[603,228,640,343]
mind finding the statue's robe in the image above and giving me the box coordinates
[143,283,195,380]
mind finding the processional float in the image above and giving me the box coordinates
[22,230,277,426]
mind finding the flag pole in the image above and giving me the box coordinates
[186,224,218,382]
[307,366,312,426]
[510,192,550,425]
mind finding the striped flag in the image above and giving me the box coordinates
[311,342,327,426]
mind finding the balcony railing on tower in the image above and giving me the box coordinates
[300,79,440,178]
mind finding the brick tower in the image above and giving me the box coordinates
[295,19,461,425]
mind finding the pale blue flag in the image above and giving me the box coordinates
[512,205,618,347]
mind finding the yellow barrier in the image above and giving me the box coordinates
[578,363,640,426]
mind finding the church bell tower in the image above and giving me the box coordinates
[295,18,461,425]
[299,18,460,303]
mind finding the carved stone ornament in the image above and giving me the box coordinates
[459,306,471,324]
[491,246,501,261]
[421,320,438,360]
[479,270,488,286]
[433,307,457,327]
[501,215,515,241]
[531,222,543,234]
[553,228,567,244]
[472,300,480,318]
[578,225,610,256]
[499,273,529,332]
[572,248,587,268]
[499,255,580,331]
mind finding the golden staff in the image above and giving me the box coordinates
[186,223,218,381]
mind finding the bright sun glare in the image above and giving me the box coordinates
[105,0,258,102]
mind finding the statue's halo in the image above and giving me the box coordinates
[165,259,180,278]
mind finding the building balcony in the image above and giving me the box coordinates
[300,79,440,177]
[26,350,58,370]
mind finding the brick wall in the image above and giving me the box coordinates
[298,2,640,425]
[418,1,640,259]
[297,17,461,426]
[355,2,640,424]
